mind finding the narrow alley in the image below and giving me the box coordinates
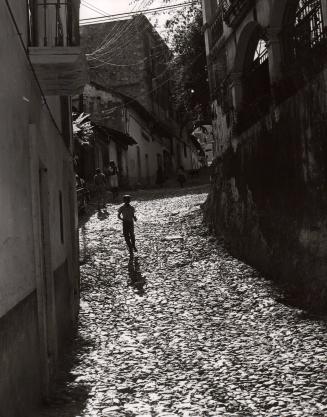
[38,186,327,417]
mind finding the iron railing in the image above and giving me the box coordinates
[27,1,78,47]
[282,0,326,61]
[222,0,254,27]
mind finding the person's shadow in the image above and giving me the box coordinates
[128,257,146,296]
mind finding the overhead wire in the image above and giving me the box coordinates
[81,1,204,117]
[105,0,153,45]
[87,13,171,62]
[80,1,200,23]
[98,49,205,117]
[88,43,170,69]
[83,1,200,62]
[81,0,110,16]
[81,1,109,17]
[84,1,151,57]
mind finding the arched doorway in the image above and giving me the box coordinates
[243,38,270,108]
[234,24,271,132]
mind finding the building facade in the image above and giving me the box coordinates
[0,1,87,415]
[80,15,197,180]
[76,83,192,188]
[203,0,327,307]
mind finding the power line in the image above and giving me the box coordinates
[85,11,168,64]
[81,0,110,16]
[81,1,109,17]
[84,1,151,57]
[95,4,151,56]
[80,1,200,23]
[98,49,205,116]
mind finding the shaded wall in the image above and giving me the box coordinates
[0,1,80,414]
[206,68,327,308]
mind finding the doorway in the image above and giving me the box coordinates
[137,146,142,182]
[145,153,150,184]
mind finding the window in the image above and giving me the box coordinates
[253,39,268,67]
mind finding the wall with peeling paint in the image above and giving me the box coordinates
[206,68,327,309]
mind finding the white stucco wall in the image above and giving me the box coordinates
[126,110,169,186]
[0,1,78,317]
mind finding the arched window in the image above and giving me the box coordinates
[253,39,268,66]
[236,34,271,132]
[243,38,270,109]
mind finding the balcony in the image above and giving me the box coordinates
[223,0,254,28]
[28,1,88,96]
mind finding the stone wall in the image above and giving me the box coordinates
[205,68,327,310]
[80,20,150,109]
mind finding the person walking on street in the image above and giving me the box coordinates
[108,160,119,202]
[94,168,106,211]
[118,195,138,256]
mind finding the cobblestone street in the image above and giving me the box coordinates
[38,186,327,417]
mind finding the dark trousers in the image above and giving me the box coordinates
[123,220,135,250]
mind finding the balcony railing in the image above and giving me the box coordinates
[28,1,79,47]
[223,0,254,28]
[28,1,87,95]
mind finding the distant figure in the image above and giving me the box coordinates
[156,165,164,188]
[118,195,138,256]
[177,166,186,188]
[94,168,106,211]
[108,160,119,202]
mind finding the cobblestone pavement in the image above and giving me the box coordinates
[37,186,327,417]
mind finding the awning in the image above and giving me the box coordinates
[93,124,110,145]
[105,127,137,147]
[92,124,136,147]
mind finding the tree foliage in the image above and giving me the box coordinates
[134,1,210,126]
[73,113,94,146]
[164,6,210,126]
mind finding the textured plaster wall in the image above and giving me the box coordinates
[80,21,152,112]
[0,1,77,317]
[127,110,168,186]
[0,3,80,413]
[206,68,327,308]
